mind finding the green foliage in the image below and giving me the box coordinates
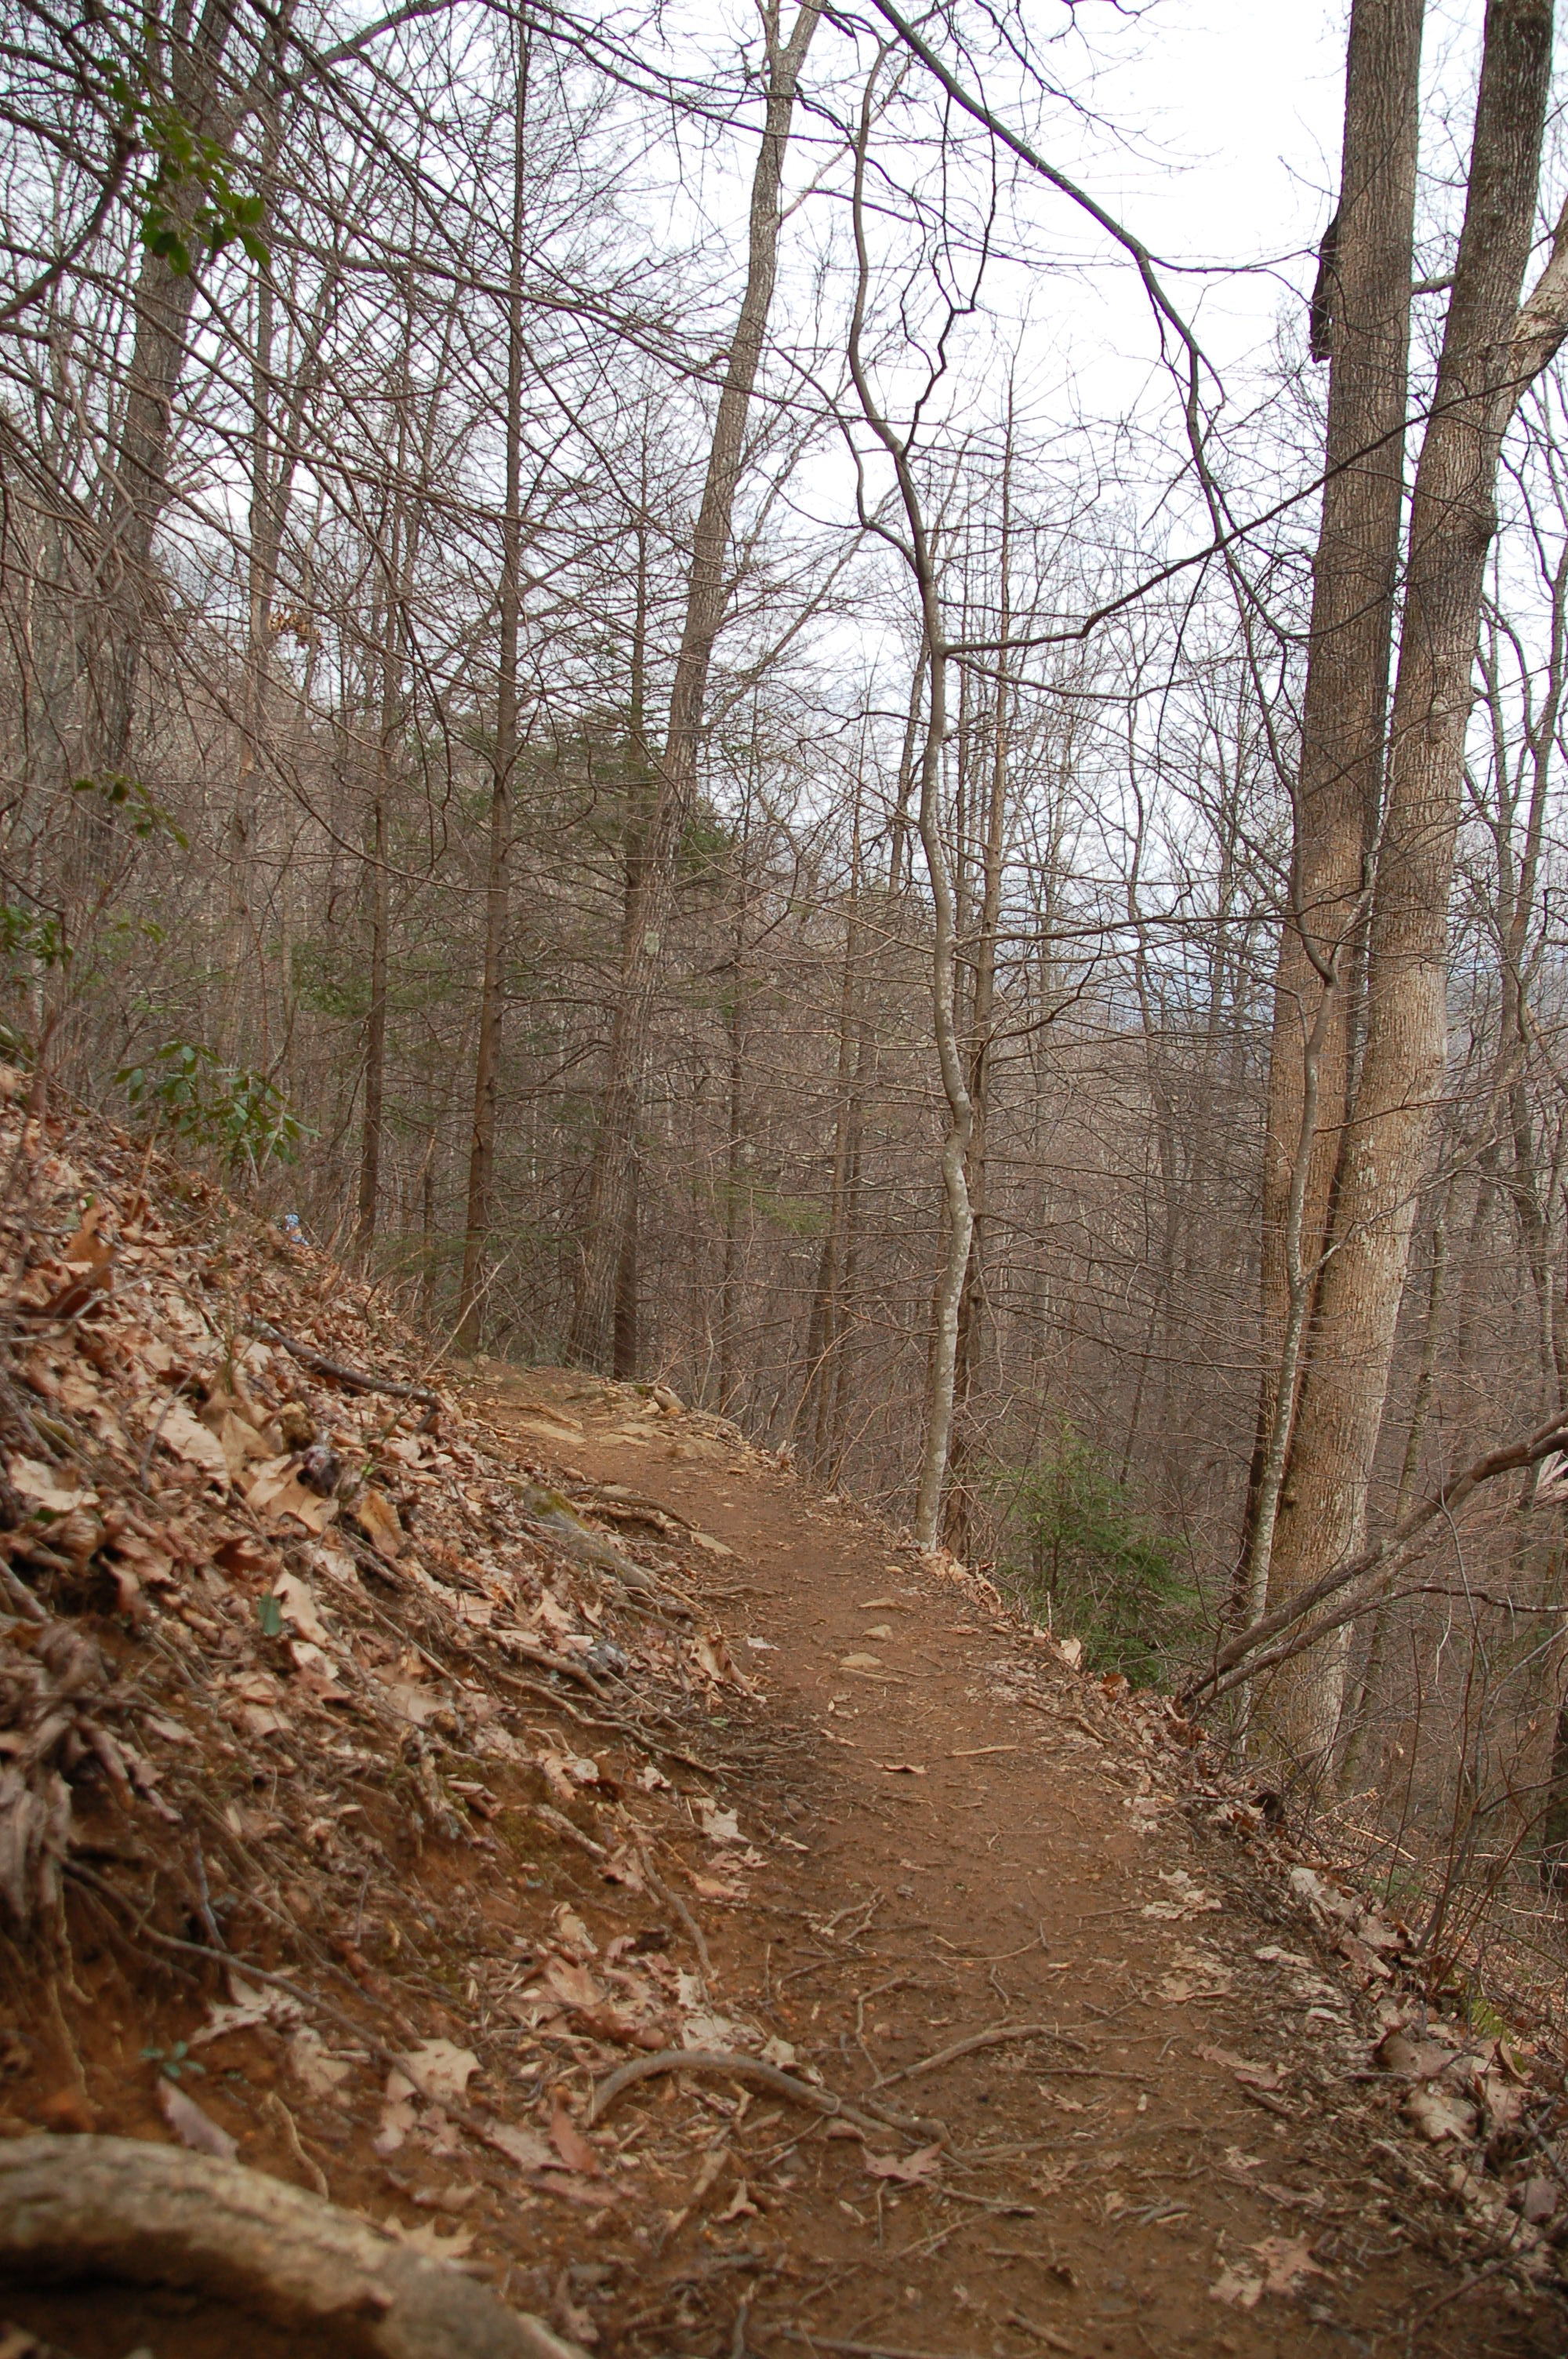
[71,772,187,846]
[136,104,268,275]
[0,903,69,1058]
[141,2040,203,2083]
[678,805,733,881]
[116,1041,310,1174]
[292,939,369,1020]
[1001,1425,1197,1688]
[0,907,68,971]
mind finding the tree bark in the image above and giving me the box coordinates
[567,0,822,1369]
[457,26,530,1351]
[1240,0,1425,1607]
[1261,0,1563,1767]
[76,0,242,844]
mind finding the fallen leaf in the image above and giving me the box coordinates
[863,1623,895,1640]
[399,2038,478,2106]
[9,1457,95,1516]
[351,1485,406,1558]
[873,1761,927,1776]
[1252,2234,1326,2297]
[716,2179,757,2221]
[158,2077,238,2162]
[863,2141,943,2186]
[839,1652,883,1671]
[1405,2084,1476,2143]
[485,2121,554,2171]
[383,2216,476,2259]
[268,1571,332,1645]
[549,2098,601,2176]
[158,1401,230,1480]
[697,1801,742,1845]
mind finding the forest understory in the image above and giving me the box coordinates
[0,1094,1566,2358]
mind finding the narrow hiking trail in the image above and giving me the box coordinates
[458,1365,1561,2359]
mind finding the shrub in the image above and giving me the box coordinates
[1000,1424,1196,1688]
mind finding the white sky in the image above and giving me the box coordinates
[1081,0,1347,365]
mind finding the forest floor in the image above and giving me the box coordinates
[2,1125,1565,2359]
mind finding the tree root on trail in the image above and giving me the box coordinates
[586,2048,940,2139]
[871,2020,1089,2089]
[0,2135,582,2359]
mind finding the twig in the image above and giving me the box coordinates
[494,1642,608,1698]
[252,1321,441,1408]
[586,2048,938,2139]
[530,1801,608,1861]
[637,1848,714,1986]
[781,2334,975,2359]
[872,2019,1087,2089]
[260,2088,330,2198]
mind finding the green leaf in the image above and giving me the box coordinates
[256,1594,284,1638]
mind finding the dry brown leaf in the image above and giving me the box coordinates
[382,2216,476,2259]
[1252,2235,1326,2297]
[485,2121,554,2171]
[873,1761,927,1776]
[158,2076,238,2162]
[549,2098,601,2176]
[158,1401,230,1480]
[863,2141,943,2186]
[400,2038,478,2105]
[352,1485,405,1558]
[9,1458,95,1516]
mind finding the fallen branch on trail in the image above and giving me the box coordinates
[586,2047,938,2139]
[0,2135,579,2359]
[253,1320,444,1409]
[1181,1412,1568,1713]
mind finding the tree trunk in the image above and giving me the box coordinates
[842,56,973,1550]
[945,480,1012,1558]
[567,0,822,1369]
[1240,0,1425,1606]
[77,0,241,851]
[456,25,530,1352]
[1261,0,1562,1767]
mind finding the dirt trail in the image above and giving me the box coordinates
[466,1368,1556,2359]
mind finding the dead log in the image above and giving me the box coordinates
[0,2136,585,2359]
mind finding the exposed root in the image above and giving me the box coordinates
[586,2047,940,2140]
[0,2135,583,2359]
